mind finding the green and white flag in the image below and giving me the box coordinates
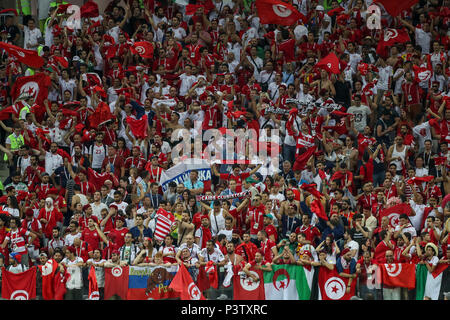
[416,263,450,300]
[263,264,313,300]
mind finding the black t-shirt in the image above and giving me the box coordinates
[0,24,20,42]
[350,226,369,247]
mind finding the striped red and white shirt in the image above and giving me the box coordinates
[6,228,30,254]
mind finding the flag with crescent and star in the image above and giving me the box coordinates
[263,264,312,300]
[317,266,357,300]
[233,268,265,300]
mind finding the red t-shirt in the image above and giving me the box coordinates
[295,224,321,244]
[219,172,250,193]
[109,227,129,248]
[265,225,278,243]
[247,205,266,235]
[81,227,101,251]
[260,239,276,262]
[373,240,395,263]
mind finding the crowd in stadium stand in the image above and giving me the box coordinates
[0,0,449,300]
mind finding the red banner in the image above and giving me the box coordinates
[1,266,37,300]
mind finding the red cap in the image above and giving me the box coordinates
[25,209,34,217]
[83,204,91,211]
[112,249,120,255]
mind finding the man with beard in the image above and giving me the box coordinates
[321,212,345,243]
[38,140,64,176]
[235,231,258,263]
[279,188,300,217]
[48,227,65,257]
[71,143,90,173]
[104,250,128,267]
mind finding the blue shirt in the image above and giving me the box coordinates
[336,256,357,274]
[184,179,204,191]
[129,226,153,241]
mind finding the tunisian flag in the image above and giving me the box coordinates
[126,114,149,139]
[11,73,52,106]
[233,268,265,300]
[376,28,410,58]
[0,42,45,69]
[88,101,115,128]
[255,0,306,25]
[1,266,37,300]
[374,0,419,17]
[53,269,69,300]
[131,41,154,59]
[318,266,356,300]
[104,266,129,300]
[380,263,415,289]
[38,259,59,300]
[316,53,341,74]
[380,203,413,229]
[169,264,206,300]
[88,266,100,300]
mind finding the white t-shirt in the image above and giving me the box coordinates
[347,105,371,132]
[87,259,106,287]
[415,28,432,54]
[409,200,426,232]
[45,151,64,175]
[24,26,42,50]
[91,202,108,220]
[376,66,393,91]
[65,232,82,247]
[62,257,84,289]
[178,73,197,97]
[199,247,225,263]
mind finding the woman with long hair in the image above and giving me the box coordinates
[2,196,21,218]
[133,237,156,265]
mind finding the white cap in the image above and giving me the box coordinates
[316,5,324,10]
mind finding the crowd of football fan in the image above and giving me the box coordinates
[0,0,449,300]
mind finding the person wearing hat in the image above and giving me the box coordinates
[263,213,278,243]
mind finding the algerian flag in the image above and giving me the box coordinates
[263,264,312,300]
[416,264,450,300]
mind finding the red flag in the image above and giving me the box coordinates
[327,7,345,16]
[53,268,69,300]
[311,199,328,221]
[380,203,413,229]
[380,263,415,289]
[88,168,118,190]
[154,208,176,241]
[83,72,102,87]
[376,28,410,58]
[1,266,37,300]
[88,266,100,300]
[126,115,149,139]
[11,73,51,106]
[255,0,306,25]
[80,1,99,18]
[169,264,206,300]
[318,266,357,300]
[53,56,69,68]
[0,105,18,120]
[38,259,59,300]
[374,0,419,17]
[130,41,154,59]
[233,268,265,300]
[316,53,341,74]
[104,266,129,300]
[205,261,219,289]
[0,42,45,69]
[88,101,115,128]
[407,176,434,185]
[413,66,433,83]
[293,146,316,171]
